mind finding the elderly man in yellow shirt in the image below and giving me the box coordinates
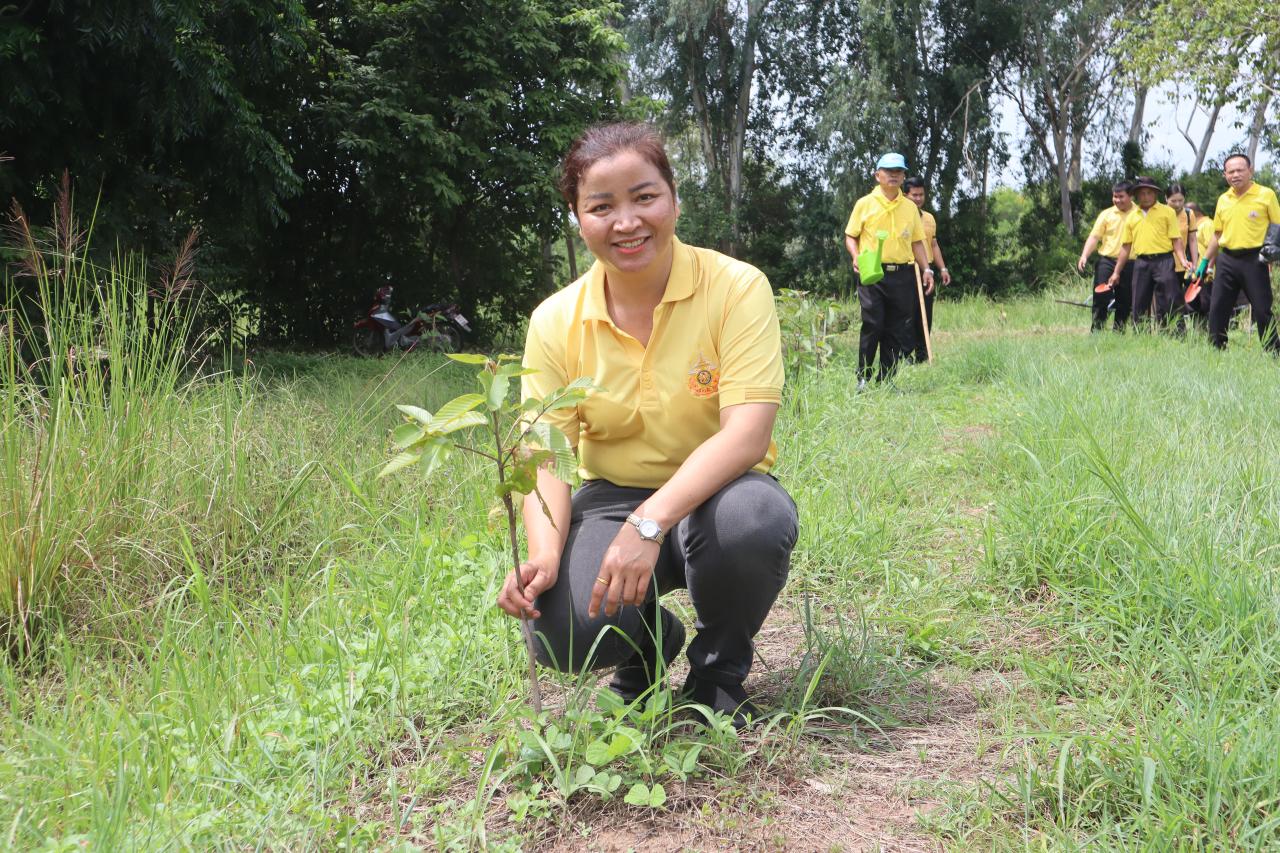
[844,152,933,387]
[1203,152,1280,352]
[1078,181,1135,331]
[1108,175,1190,329]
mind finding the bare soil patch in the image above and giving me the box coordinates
[465,602,1014,851]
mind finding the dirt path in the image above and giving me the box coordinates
[470,597,1017,852]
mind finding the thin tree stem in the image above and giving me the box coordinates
[492,408,543,715]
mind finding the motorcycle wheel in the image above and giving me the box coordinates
[436,325,463,353]
[352,327,382,357]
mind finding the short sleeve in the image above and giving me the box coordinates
[716,272,784,408]
[909,206,925,242]
[1122,213,1137,244]
[1165,210,1181,240]
[844,200,865,239]
[1089,212,1108,238]
[1213,200,1226,232]
[521,301,579,447]
[1268,189,1280,224]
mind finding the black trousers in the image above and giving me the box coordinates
[1131,254,1180,328]
[1209,251,1277,351]
[1093,257,1133,331]
[911,287,935,362]
[858,266,917,380]
[531,474,798,685]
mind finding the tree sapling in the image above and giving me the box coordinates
[380,353,593,714]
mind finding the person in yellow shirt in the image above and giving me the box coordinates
[1108,175,1190,329]
[844,152,933,386]
[1203,152,1280,352]
[504,122,798,728]
[1077,181,1135,331]
[1185,201,1214,325]
[904,177,951,361]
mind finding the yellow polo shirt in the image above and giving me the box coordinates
[845,187,925,264]
[521,238,784,489]
[1213,182,1280,249]
[920,210,937,264]
[1195,218,1215,279]
[1089,206,1130,258]
[1122,202,1180,256]
[1173,208,1193,270]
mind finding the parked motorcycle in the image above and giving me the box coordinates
[352,286,471,356]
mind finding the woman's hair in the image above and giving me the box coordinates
[559,122,677,213]
[1166,181,1187,198]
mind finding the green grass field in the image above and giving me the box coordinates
[4,273,1280,850]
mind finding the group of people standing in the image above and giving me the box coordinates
[1078,153,1280,353]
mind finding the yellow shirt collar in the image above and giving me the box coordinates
[871,186,907,208]
[583,237,696,321]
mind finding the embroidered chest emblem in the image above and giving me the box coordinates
[1249,210,1260,219]
[687,353,720,398]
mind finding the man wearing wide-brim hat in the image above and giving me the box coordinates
[1108,175,1190,329]
[844,152,932,386]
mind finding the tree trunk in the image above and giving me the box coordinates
[1191,101,1222,175]
[540,235,554,293]
[1052,127,1074,234]
[1128,85,1148,144]
[565,230,578,281]
[1247,91,1272,163]
[725,0,766,257]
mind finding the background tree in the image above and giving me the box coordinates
[993,0,1131,235]
[1122,0,1279,168]
[1,0,625,344]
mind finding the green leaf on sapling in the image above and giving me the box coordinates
[395,404,434,426]
[486,372,511,411]
[391,422,423,449]
[378,451,422,478]
[429,393,484,426]
[447,353,490,365]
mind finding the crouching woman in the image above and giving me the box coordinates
[496,122,798,727]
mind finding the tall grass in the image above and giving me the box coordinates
[0,204,217,651]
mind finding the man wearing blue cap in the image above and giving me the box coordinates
[844,153,934,386]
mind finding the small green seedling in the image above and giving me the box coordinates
[380,353,593,714]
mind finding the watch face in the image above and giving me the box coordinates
[638,519,661,539]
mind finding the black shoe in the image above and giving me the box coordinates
[608,607,685,704]
[680,673,761,731]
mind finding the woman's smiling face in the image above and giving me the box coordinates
[575,148,679,276]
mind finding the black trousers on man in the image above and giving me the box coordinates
[1208,249,1278,352]
[1130,253,1180,328]
[858,265,917,381]
[1092,256,1133,331]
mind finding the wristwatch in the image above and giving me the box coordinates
[626,513,665,544]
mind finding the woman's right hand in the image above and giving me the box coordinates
[497,554,559,619]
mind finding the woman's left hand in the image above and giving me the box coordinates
[589,522,661,618]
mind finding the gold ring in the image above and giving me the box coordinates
[595,577,609,585]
